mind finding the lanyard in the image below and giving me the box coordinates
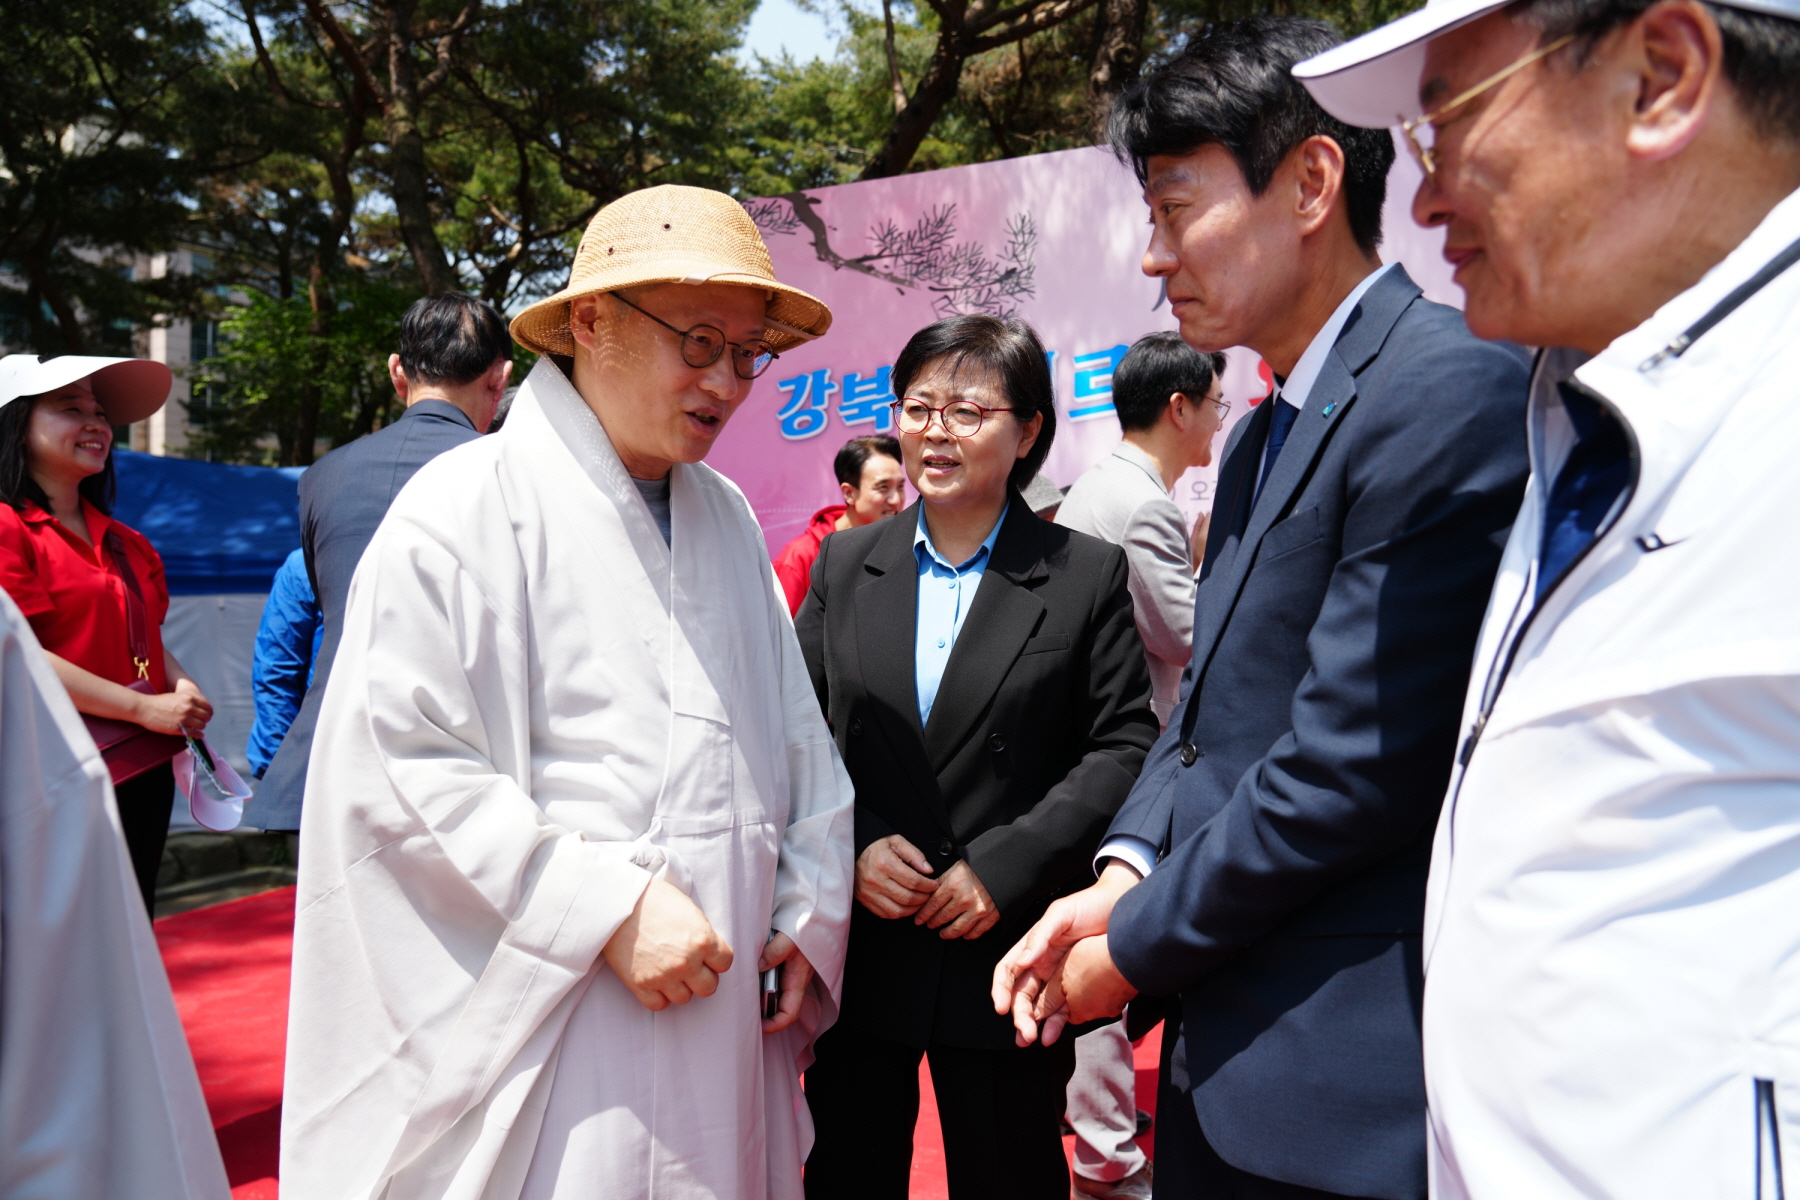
[1641,233,1800,370]
[104,528,153,680]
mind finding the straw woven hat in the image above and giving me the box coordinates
[510,185,832,356]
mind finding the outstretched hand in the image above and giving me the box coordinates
[759,932,816,1034]
[991,862,1141,1045]
[1026,934,1139,1046]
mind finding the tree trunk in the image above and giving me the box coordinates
[859,34,967,180]
[860,0,1103,180]
[1086,0,1146,142]
[23,227,86,352]
[478,126,535,305]
[382,0,459,295]
[293,255,330,466]
[882,0,908,114]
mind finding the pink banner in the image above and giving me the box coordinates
[715,143,1454,553]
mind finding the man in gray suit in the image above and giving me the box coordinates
[1052,332,1227,1199]
[245,293,511,833]
[1059,333,1227,727]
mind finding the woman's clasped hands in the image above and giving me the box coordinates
[854,833,999,939]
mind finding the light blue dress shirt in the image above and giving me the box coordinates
[913,503,1008,727]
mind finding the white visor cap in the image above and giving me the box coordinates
[0,355,172,426]
[1294,0,1800,129]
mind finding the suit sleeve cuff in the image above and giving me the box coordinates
[1094,835,1156,880]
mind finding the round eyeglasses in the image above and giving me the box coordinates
[890,397,1015,438]
[612,292,779,380]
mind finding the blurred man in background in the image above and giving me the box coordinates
[1060,333,1226,728]
[245,292,511,834]
[773,433,905,615]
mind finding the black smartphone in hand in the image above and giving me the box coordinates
[761,965,781,1020]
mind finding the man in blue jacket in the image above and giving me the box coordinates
[244,293,510,832]
[994,19,1529,1199]
[247,546,322,778]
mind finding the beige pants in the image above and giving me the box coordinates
[1067,1021,1147,1183]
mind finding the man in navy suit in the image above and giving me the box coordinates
[245,293,511,832]
[993,19,1530,1199]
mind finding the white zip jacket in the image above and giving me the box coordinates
[1424,186,1800,1200]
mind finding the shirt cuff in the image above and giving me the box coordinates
[1094,835,1157,880]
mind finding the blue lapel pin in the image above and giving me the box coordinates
[1321,402,1336,417]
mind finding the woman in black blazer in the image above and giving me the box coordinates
[795,316,1159,1199]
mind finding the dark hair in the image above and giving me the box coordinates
[834,434,903,490]
[0,393,117,516]
[1112,333,1227,432]
[1109,17,1396,254]
[398,293,512,387]
[1510,0,1800,142]
[891,315,1058,494]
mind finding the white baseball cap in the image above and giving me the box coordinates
[1294,0,1800,128]
[0,355,172,425]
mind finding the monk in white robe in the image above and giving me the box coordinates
[280,186,855,1200]
[0,588,231,1200]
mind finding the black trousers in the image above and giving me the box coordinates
[1154,1021,1364,1200]
[804,1021,1077,1200]
[114,762,174,916]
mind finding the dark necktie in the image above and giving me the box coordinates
[1538,381,1633,599]
[1253,395,1300,510]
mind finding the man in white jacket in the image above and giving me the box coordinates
[279,187,856,1200]
[1294,1,1800,1196]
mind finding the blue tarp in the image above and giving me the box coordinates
[112,449,304,595]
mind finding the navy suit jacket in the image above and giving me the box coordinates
[1106,268,1529,1198]
[245,400,480,830]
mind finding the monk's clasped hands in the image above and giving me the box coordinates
[603,875,735,1012]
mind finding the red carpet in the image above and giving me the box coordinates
[911,1027,1161,1199]
[157,886,1159,1198]
[156,886,293,1200]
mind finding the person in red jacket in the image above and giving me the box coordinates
[774,434,904,614]
[0,354,214,914]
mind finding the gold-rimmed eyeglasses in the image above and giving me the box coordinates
[612,292,779,380]
[1400,33,1575,184]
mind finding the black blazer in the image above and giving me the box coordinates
[245,400,480,830]
[796,498,1158,1049]
[1106,267,1530,1198]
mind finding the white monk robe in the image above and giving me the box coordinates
[280,358,855,1200]
[0,589,231,1200]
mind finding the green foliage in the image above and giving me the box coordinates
[1156,0,1427,40]
[441,0,759,306]
[4,0,1426,462]
[735,0,1428,194]
[188,277,415,465]
[731,55,872,193]
[0,0,217,353]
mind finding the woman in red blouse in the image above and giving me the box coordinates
[0,355,213,912]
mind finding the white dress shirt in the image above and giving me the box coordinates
[1100,264,1396,881]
